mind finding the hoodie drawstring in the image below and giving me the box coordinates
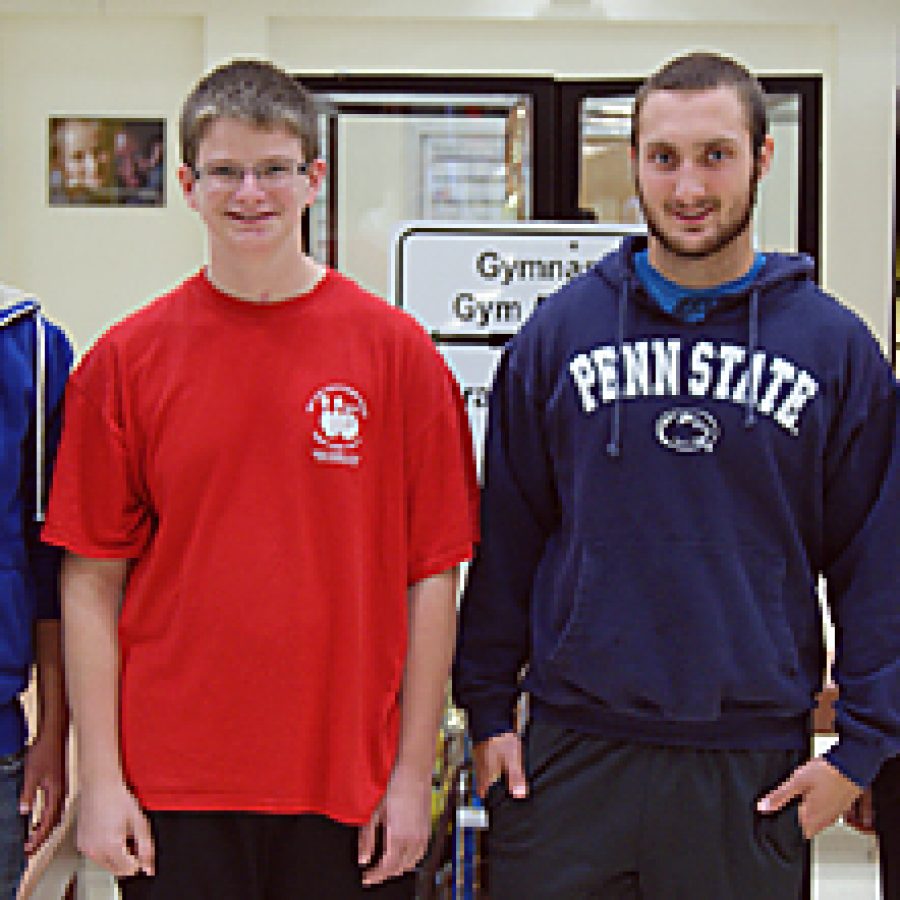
[606,280,628,458]
[744,288,759,428]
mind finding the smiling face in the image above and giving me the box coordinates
[57,120,109,192]
[633,85,772,285]
[178,117,323,267]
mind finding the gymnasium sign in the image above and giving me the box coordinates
[392,222,643,468]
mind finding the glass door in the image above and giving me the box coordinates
[556,77,821,275]
[299,75,821,291]
[298,76,555,300]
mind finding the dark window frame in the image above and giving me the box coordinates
[556,76,822,279]
[298,75,557,267]
[297,73,822,280]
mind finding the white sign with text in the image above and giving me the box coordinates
[392,222,643,470]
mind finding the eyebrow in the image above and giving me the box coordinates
[643,137,740,153]
[200,155,297,166]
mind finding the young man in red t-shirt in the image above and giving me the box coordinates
[43,60,478,899]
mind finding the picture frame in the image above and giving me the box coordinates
[49,117,165,207]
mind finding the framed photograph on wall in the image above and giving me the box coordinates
[49,117,165,207]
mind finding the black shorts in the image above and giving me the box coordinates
[118,811,416,900]
[874,756,900,900]
[486,716,807,900]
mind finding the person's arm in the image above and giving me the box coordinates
[757,758,863,839]
[20,318,74,853]
[19,620,68,854]
[62,553,154,878]
[453,347,559,799]
[759,368,899,838]
[359,567,459,886]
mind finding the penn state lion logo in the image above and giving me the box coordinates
[655,407,720,454]
[306,384,368,466]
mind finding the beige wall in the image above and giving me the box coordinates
[0,0,896,353]
[0,13,204,351]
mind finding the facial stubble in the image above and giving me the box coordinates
[635,161,761,260]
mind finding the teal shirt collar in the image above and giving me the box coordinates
[634,250,766,323]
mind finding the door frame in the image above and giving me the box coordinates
[298,73,822,278]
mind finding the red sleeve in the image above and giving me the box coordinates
[403,330,479,585]
[42,340,154,559]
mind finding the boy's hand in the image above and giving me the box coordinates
[473,731,528,800]
[77,780,155,878]
[358,767,430,886]
[757,757,862,839]
[20,731,67,854]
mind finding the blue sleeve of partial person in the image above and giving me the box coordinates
[26,320,74,621]
[822,344,900,788]
[452,345,560,742]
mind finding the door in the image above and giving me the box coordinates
[556,77,821,274]
[299,75,555,300]
[300,74,821,293]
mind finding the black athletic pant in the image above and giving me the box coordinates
[486,716,806,900]
[118,811,416,900]
[874,756,900,900]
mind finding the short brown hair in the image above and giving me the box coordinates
[180,59,319,169]
[631,52,768,159]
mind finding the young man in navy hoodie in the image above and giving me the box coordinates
[454,51,899,898]
[0,285,71,898]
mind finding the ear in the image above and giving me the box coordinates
[177,164,199,210]
[301,158,327,208]
[755,135,775,180]
[628,143,639,172]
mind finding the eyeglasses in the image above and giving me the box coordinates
[192,160,310,189]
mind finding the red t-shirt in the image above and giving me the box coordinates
[43,269,478,822]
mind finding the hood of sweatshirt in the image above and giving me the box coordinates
[586,235,816,456]
[594,234,815,306]
[0,285,39,324]
[1,285,50,521]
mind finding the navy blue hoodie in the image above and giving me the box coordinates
[0,286,72,755]
[454,236,899,788]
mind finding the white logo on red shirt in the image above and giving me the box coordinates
[306,384,368,466]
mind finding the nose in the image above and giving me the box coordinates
[672,162,705,204]
[234,167,266,195]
